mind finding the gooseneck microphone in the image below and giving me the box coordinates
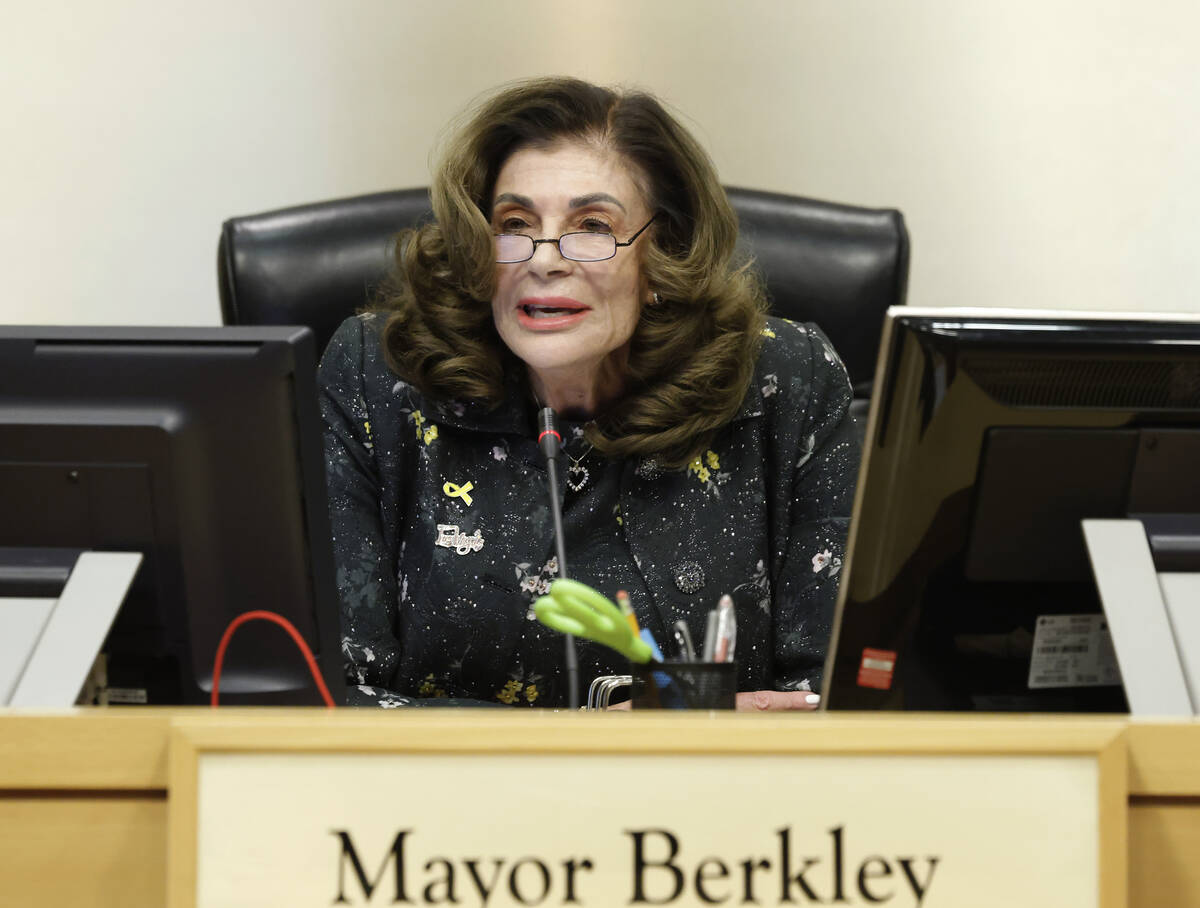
[538,407,579,709]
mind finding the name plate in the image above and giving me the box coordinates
[167,713,1126,908]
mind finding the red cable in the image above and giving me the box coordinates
[211,610,336,708]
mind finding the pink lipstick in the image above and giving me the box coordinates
[516,297,590,330]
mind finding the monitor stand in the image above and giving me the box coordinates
[1083,518,1200,716]
[0,549,142,706]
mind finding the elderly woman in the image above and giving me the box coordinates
[318,77,858,709]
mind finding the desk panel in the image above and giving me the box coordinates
[0,710,1197,906]
[0,794,165,908]
[1129,801,1200,907]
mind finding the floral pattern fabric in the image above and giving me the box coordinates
[318,314,859,707]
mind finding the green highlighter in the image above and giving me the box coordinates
[533,578,653,664]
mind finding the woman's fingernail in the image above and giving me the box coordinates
[805,693,821,705]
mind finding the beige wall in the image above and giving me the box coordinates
[3,0,1197,326]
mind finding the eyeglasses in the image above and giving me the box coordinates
[494,213,658,264]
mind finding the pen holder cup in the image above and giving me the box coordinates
[630,662,737,710]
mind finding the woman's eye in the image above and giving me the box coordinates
[580,218,613,233]
[500,217,530,232]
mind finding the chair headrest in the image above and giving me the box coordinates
[219,186,909,391]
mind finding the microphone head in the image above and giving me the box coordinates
[537,407,563,460]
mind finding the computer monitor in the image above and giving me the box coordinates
[823,308,1200,711]
[0,326,344,705]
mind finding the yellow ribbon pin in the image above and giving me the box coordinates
[443,481,474,506]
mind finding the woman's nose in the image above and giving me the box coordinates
[528,237,572,276]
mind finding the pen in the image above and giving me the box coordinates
[701,609,719,662]
[616,589,640,636]
[713,594,736,663]
[639,628,665,663]
[672,620,696,662]
[639,628,681,703]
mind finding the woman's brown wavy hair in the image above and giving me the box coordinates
[378,76,766,469]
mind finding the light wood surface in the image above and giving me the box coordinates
[1129,803,1200,906]
[0,709,1196,907]
[1126,720,1200,795]
[9,709,1193,789]
[170,708,1130,753]
[0,708,176,788]
[0,795,166,907]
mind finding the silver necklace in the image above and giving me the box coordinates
[530,389,595,492]
[566,442,595,492]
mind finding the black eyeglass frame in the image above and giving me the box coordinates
[494,213,659,264]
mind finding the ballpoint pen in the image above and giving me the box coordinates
[701,609,719,662]
[713,594,736,663]
[671,620,696,662]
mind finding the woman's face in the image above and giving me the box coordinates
[489,140,653,382]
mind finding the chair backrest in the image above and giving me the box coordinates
[219,187,908,394]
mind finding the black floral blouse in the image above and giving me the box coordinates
[318,314,859,707]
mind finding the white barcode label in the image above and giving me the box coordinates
[1028,614,1121,689]
[105,687,149,704]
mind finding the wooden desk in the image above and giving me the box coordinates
[1,710,1196,906]
[1125,721,1200,904]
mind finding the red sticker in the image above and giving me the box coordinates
[857,648,897,690]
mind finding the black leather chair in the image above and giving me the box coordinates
[218,187,909,400]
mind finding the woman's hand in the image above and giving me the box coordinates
[735,690,821,711]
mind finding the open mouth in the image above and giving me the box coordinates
[521,303,582,318]
[515,298,590,328]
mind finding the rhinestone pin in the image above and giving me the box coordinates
[635,458,664,481]
[673,561,706,594]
